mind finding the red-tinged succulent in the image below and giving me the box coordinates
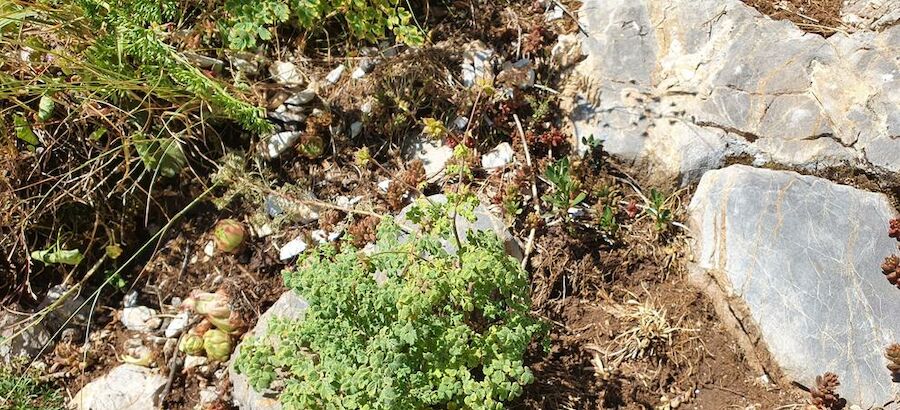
[810,372,846,410]
[883,255,900,289]
[889,218,900,240]
[213,219,245,253]
[885,344,900,381]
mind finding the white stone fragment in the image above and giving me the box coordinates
[279,237,308,261]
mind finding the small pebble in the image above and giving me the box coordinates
[279,237,308,261]
[325,65,346,84]
[121,306,161,332]
[164,311,189,338]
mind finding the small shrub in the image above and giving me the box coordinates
[236,195,545,410]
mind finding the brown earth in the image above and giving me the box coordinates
[743,0,844,35]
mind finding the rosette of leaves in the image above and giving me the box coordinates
[236,195,545,410]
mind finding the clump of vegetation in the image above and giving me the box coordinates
[542,157,586,218]
[0,360,64,410]
[885,343,900,381]
[224,0,423,49]
[236,195,545,409]
[882,218,900,289]
[809,372,846,410]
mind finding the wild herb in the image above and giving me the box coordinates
[542,157,586,215]
[236,197,545,409]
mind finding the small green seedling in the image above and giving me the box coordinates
[542,157,586,216]
[648,189,672,231]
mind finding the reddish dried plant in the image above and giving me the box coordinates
[882,255,900,289]
[348,216,378,248]
[386,160,425,210]
[883,218,900,289]
[810,372,846,410]
[886,344,900,382]
[890,218,900,239]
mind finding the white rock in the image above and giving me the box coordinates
[452,116,469,131]
[351,67,367,79]
[199,387,218,406]
[546,5,564,21]
[336,196,363,208]
[123,291,139,308]
[350,121,363,138]
[461,41,495,88]
[279,237,308,261]
[266,131,302,159]
[164,311,189,338]
[378,180,392,192]
[398,194,523,260]
[269,61,303,85]
[70,364,167,410]
[403,135,454,182]
[203,240,215,257]
[121,306,161,332]
[283,89,316,106]
[311,230,341,245]
[325,65,346,84]
[481,142,514,170]
[183,355,208,372]
[267,110,306,124]
[251,223,275,238]
[689,165,900,406]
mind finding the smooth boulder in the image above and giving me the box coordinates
[688,165,900,405]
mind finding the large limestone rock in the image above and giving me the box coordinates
[229,291,309,410]
[565,0,900,183]
[688,165,900,406]
[70,364,167,410]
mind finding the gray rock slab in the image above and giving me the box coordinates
[688,165,900,406]
[70,364,167,410]
[564,0,900,182]
[229,291,309,410]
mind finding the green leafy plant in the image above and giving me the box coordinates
[542,157,586,215]
[236,196,545,410]
[599,205,618,237]
[648,189,672,231]
[223,0,423,50]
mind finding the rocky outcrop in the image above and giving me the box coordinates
[688,165,900,406]
[564,0,900,183]
[70,364,167,410]
[842,0,900,31]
